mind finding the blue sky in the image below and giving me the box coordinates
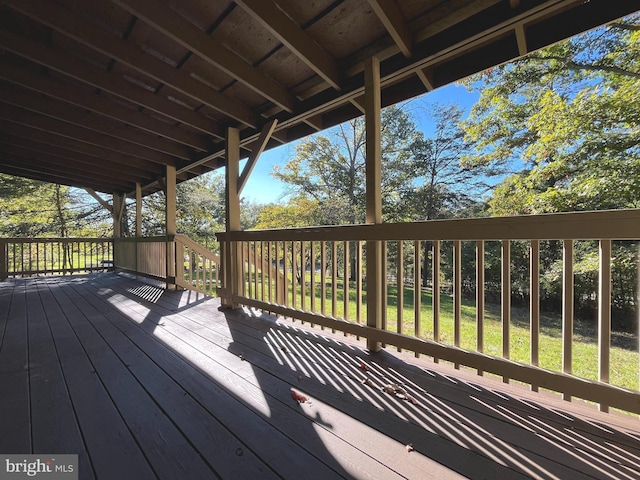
[241,82,480,205]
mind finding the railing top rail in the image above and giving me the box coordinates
[174,234,220,260]
[0,237,114,243]
[113,236,170,243]
[217,209,640,242]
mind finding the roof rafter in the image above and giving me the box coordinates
[0,29,224,140]
[5,0,257,129]
[0,65,208,153]
[110,0,296,112]
[0,121,162,173]
[0,104,178,165]
[0,87,194,160]
[365,0,413,57]
[235,0,342,90]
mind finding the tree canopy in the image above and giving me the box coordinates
[462,14,640,215]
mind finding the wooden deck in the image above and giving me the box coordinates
[1,274,640,479]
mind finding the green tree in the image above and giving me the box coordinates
[273,104,420,225]
[462,15,640,214]
[461,16,640,329]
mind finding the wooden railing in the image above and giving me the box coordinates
[217,209,640,414]
[0,237,113,279]
[113,236,168,280]
[174,234,221,295]
[114,235,222,295]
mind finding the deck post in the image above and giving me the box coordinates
[0,239,7,280]
[135,182,142,237]
[365,56,382,352]
[224,127,242,308]
[166,165,177,288]
[112,193,123,238]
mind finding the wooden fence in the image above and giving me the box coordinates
[217,209,640,414]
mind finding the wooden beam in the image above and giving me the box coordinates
[238,120,278,194]
[0,29,224,139]
[416,66,435,91]
[0,88,195,160]
[235,0,342,90]
[366,0,413,57]
[515,23,528,56]
[0,139,152,179]
[0,104,177,166]
[0,155,131,191]
[225,127,242,307]
[85,188,113,213]
[111,0,296,112]
[302,115,323,132]
[0,121,164,174]
[6,0,257,129]
[364,56,382,353]
[136,182,143,237]
[0,64,209,151]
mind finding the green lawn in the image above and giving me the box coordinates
[245,271,639,391]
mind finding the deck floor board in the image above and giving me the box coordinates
[1,273,640,480]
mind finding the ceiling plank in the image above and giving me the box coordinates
[5,0,257,129]
[0,154,133,191]
[366,0,413,57]
[235,0,342,90]
[110,0,296,112]
[0,136,155,179]
[0,104,178,165]
[0,29,224,139]
[0,144,149,187]
[0,87,194,160]
[0,65,208,153]
[0,121,162,173]
[0,162,126,193]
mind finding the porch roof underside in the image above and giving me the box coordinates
[0,0,637,197]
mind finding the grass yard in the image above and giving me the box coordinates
[246,271,639,391]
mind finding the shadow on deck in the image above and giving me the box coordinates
[1,273,639,479]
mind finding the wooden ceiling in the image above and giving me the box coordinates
[0,0,637,196]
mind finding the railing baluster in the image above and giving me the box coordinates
[502,239,511,382]
[261,241,266,302]
[477,240,485,376]
[382,241,388,346]
[283,241,289,308]
[454,240,462,368]
[356,241,362,324]
[332,241,338,331]
[310,241,316,314]
[433,240,440,363]
[599,239,612,412]
[414,240,421,357]
[562,239,574,399]
[530,240,540,391]
[343,241,350,321]
[300,241,306,314]
[291,241,297,311]
[320,242,327,322]
[397,240,404,351]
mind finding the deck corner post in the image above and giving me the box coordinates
[365,55,383,353]
[166,165,177,289]
[0,239,7,280]
[225,126,242,308]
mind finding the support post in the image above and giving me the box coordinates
[224,127,242,307]
[166,165,177,288]
[112,193,123,238]
[135,182,142,237]
[365,56,382,352]
[0,239,7,280]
